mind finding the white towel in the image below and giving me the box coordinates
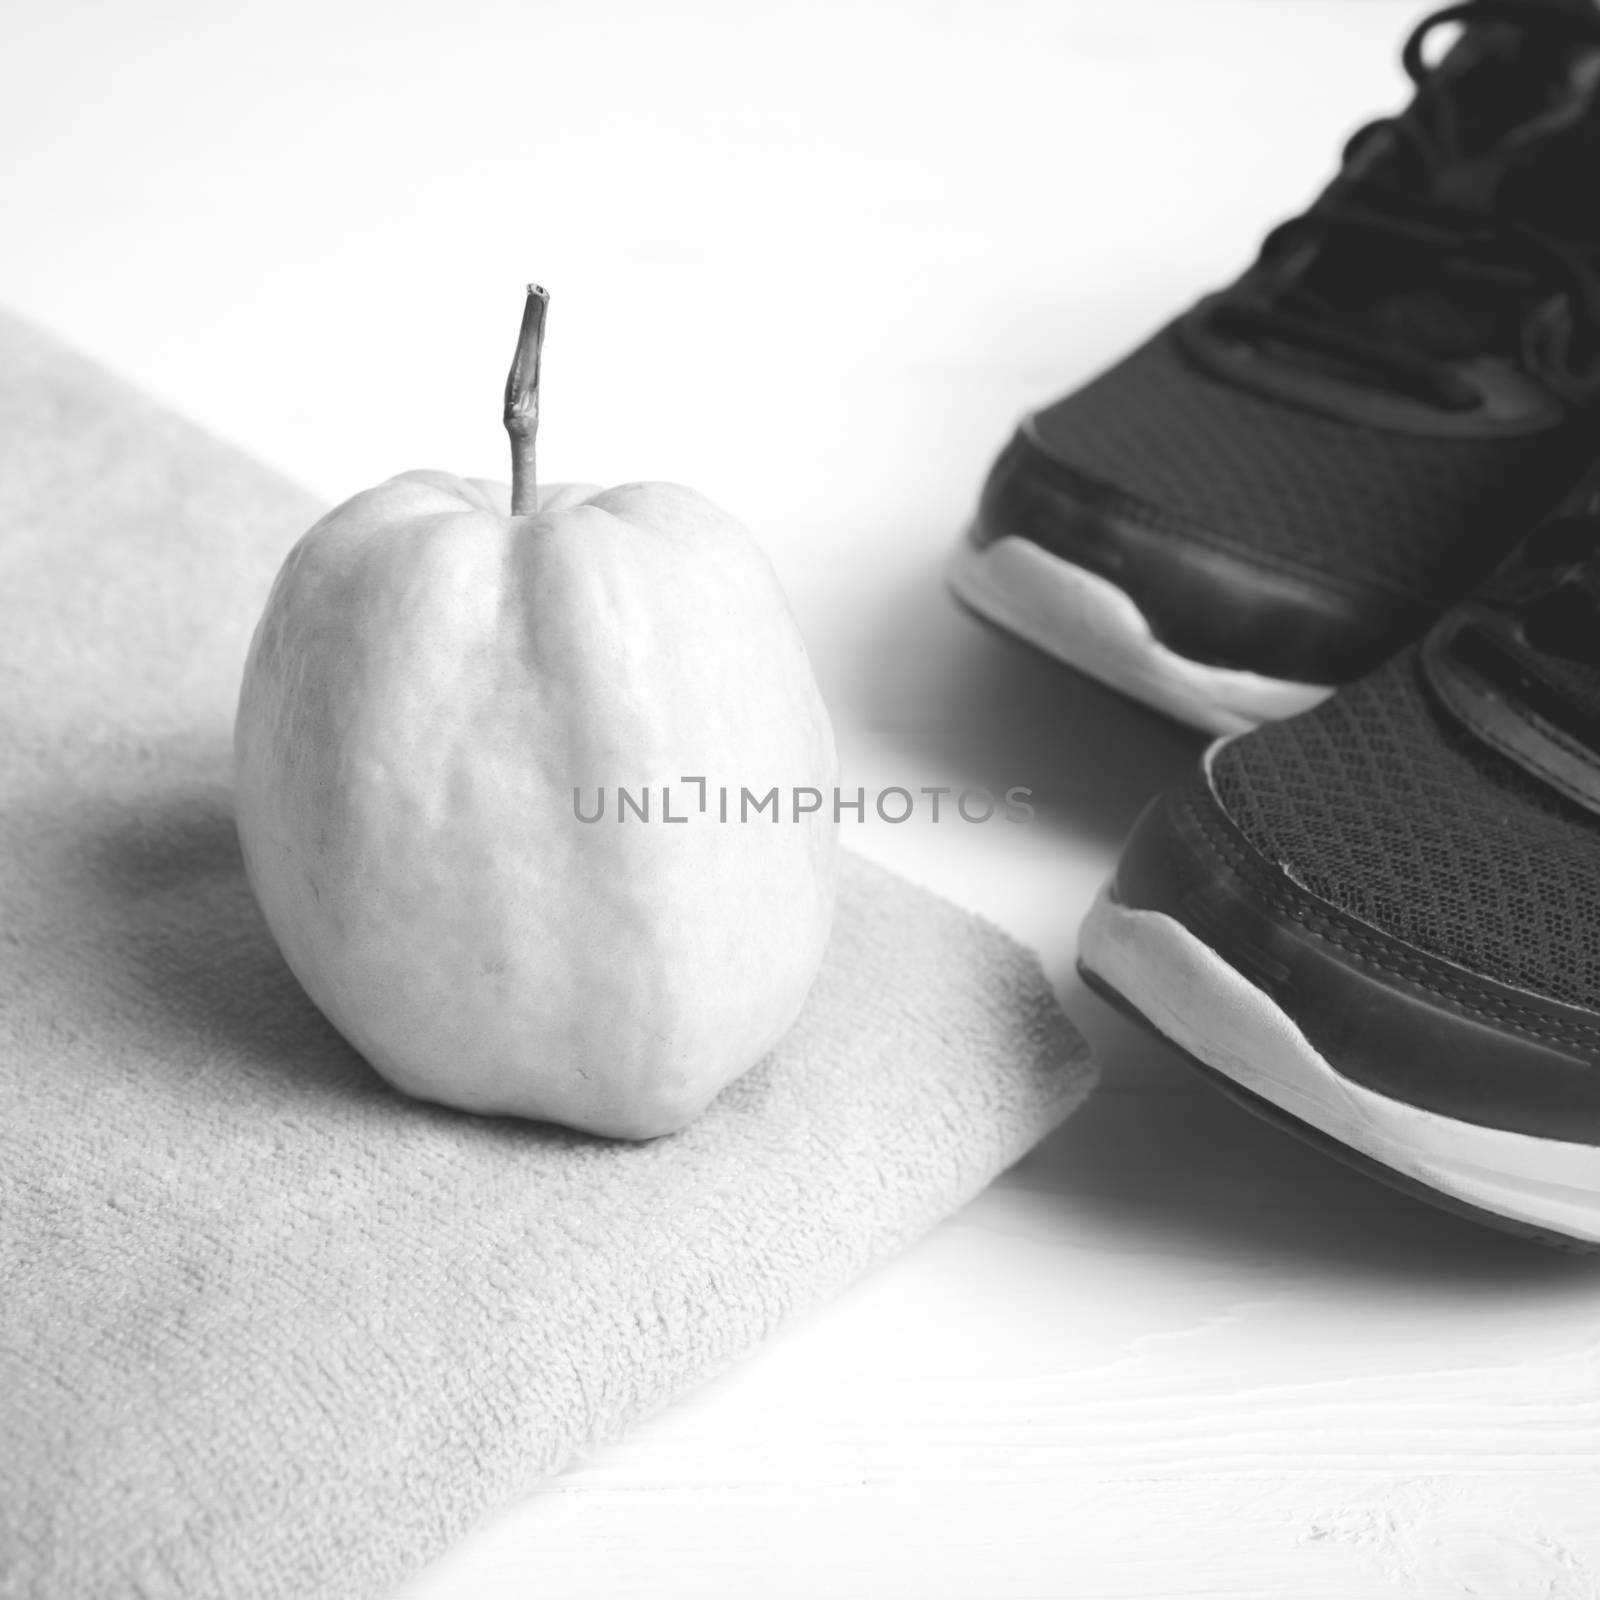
[0,308,1094,1600]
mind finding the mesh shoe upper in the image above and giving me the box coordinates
[1209,646,1600,1013]
[1029,330,1593,600]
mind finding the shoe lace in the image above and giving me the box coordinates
[1431,497,1600,767]
[1212,0,1600,410]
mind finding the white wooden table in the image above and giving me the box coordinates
[7,1,1598,1593]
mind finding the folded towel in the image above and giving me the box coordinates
[0,309,1093,1600]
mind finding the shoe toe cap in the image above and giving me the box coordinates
[1107,764,1600,1143]
[977,424,1432,685]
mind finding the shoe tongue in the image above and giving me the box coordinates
[1482,53,1600,239]
[1275,17,1600,369]
[1421,15,1600,237]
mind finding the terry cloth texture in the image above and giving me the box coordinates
[0,308,1094,1600]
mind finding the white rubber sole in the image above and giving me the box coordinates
[947,534,1332,737]
[1079,889,1600,1245]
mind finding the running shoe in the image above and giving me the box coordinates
[951,0,1600,734]
[1078,466,1600,1247]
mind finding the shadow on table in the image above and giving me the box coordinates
[1016,974,1600,1286]
[82,778,382,1102]
[844,557,1204,848]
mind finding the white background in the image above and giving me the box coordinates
[6,1,1600,1595]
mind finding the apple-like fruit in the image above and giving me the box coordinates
[234,287,839,1138]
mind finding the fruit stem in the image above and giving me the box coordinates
[504,283,549,516]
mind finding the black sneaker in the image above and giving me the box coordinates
[1077,466,1600,1247]
[951,0,1600,734]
